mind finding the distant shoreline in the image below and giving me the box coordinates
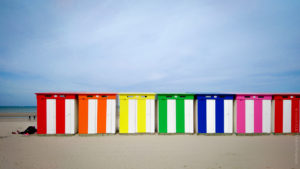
[0,112,36,118]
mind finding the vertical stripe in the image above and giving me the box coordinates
[146,99,155,133]
[176,99,185,133]
[97,99,107,133]
[137,99,146,133]
[46,99,56,134]
[216,99,224,133]
[65,99,75,134]
[198,99,206,133]
[106,100,112,133]
[184,100,193,133]
[283,100,292,133]
[254,99,262,133]
[292,99,299,133]
[88,99,97,134]
[119,99,128,133]
[206,99,216,133]
[78,98,88,134]
[275,99,283,133]
[150,100,155,133]
[74,100,78,133]
[37,97,46,134]
[167,99,176,133]
[56,98,65,134]
[262,100,271,133]
[106,99,116,133]
[224,100,233,133]
[128,99,137,133]
[111,99,116,133]
[245,100,254,133]
[159,99,167,133]
[236,99,245,133]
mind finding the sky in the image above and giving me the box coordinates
[0,0,300,106]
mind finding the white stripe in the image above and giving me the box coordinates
[88,99,97,134]
[283,100,291,133]
[245,100,254,133]
[146,99,151,133]
[206,100,215,133]
[46,99,56,134]
[146,99,155,133]
[65,99,75,134]
[184,100,194,133]
[128,99,137,133]
[150,100,155,133]
[167,99,176,133]
[106,100,112,133]
[224,100,233,133]
[106,99,116,133]
[262,100,271,133]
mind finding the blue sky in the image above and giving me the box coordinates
[0,0,300,106]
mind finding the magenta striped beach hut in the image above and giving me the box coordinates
[235,94,272,134]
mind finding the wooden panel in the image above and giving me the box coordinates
[184,99,193,133]
[128,99,137,133]
[106,99,116,133]
[262,100,271,133]
[206,99,215,133]
[46,99,56,134]
[97,99,107,134]
[254,99,262,133]
[176,99,185,133]
[146,99,155,133]
[283,100,291,133]
[245,100,254,133]
[37,96,46,134]
[158,99,167,133]
[137,99,146,133]
[119,99,128,133]
[167,99,176,133]
[236,99,245,133]
[224,100,233,133]
[78,98,88,134]
[274,99,283,133]
[88,99,97,134]
[65,99,75,134]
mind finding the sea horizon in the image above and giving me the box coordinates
[0,106,37,113]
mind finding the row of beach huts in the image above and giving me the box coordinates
[35,92,300,135]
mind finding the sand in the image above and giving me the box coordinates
[0,118,299,169]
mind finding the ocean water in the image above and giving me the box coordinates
[0,106,37,113]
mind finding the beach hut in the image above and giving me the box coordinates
[36,92,78,134]
[196,94,234,134]
[119,93,156,134]
[158,94,194,134]
[273,94,300,134]
[235,94,272,134]
[78,93,117,134]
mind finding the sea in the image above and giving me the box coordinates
[0,106,37,113]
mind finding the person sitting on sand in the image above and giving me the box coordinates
[12,126,37,135]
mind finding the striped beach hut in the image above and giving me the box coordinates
[119,93,156,134]
[235,94,272,134]
[158,94,194,134]
[36,92,78,134]
[78,93,117,134]
[196,94,234,134]
[273,94,300,134]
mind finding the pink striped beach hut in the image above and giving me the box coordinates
[235,94,272,134]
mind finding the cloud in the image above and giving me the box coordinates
[0,0,300,105]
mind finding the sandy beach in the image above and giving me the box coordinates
[0,118,299,169]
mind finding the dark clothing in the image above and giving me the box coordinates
[19,126,37,134]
